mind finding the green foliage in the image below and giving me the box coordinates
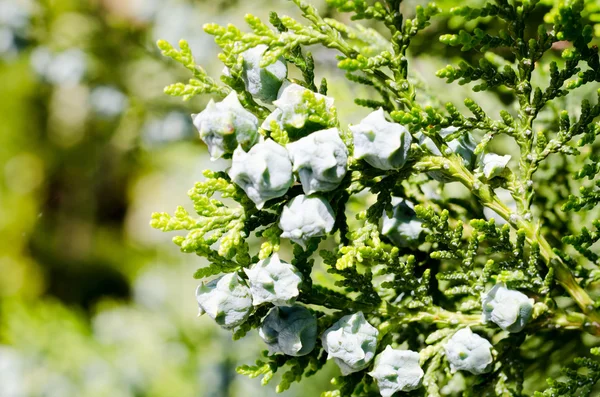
[153,0,600,395]
[150,170,253,274]
[158,39,231,100]
[534,349,600,397]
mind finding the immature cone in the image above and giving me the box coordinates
[195,273,252,329]
[381,198,423,247]
[440,126,476,168]
[228,138,293,209]
[418,126,476,182]
[259,305,317,356]
[278,195,335,248]
[287,128,348,194]
[240,44,287,103]
[444,327,493,375]
[480,153,511,179]
[368,346,424,396]
[243,253,302,306]
[321,312,379,375]
[262,82,335,138]
[192,91,259,160]
[350,108,412,170]
[481,283,534,333]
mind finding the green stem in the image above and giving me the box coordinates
[378,305,482,336]
[551,310,594,331]
[405,308,482,326]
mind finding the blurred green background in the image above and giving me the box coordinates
[1,0,599,396]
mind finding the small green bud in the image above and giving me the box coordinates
[561,48,575,60]
[440,34,459,46]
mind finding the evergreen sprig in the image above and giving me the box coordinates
[534,349,600,397]
[158,39,230,100]
[152,0,600,395]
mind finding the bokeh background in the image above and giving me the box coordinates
[1,0,600,396]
